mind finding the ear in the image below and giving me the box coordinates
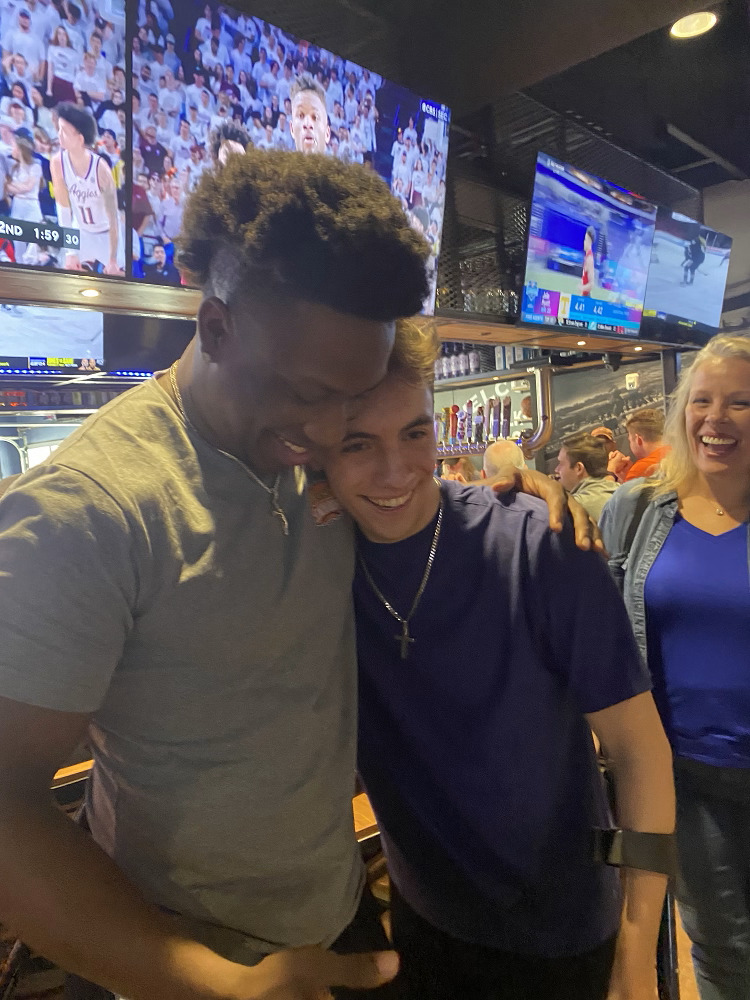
[481,469,487,479]
[196,296,233,363]
[574,461,587,479]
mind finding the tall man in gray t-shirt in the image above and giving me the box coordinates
[0,150,430,1000]
[0,150,593,1000]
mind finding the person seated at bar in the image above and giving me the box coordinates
[483,439,526,476]
[440,456,479,482]
[608,408,668,483]
[320,323,676,1000]
[556,432,619,522]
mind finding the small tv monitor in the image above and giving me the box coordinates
[0,304,104,372]
[521,153,657,336]
[641,208,732,345]
[130,1,450,313]
[0,0,126,275]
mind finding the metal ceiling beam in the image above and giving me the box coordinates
[666,124,748,181]
[671,157,715,174]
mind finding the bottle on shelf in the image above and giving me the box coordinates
[456,344,468,377]
[468,344,481,374]
[449,343,461,379]
[440,343,452,380]
[434,345,444,382]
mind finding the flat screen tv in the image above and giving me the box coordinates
[521,153,657,336]
[0,0,126,275]
[130,1,450,313]
[640,207,732,345]
[0,304,195,377]
[0,303,104,371]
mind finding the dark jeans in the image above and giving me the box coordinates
[389,886,616,1000]
[674,757,750,1000]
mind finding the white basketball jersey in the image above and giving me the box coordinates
[61,150,109,233]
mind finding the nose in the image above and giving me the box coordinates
[374,447,410,488]
[705,400,729,423]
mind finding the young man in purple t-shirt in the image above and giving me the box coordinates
[320,326,676,1000]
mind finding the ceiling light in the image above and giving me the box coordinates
[79,288,100,298]
[634,346,643,352]
[577,340,587,346]
[670,11,718,38]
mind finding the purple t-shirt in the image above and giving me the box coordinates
[355,481,651,956]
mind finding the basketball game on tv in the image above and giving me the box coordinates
[0,303,103,370]
[0,0,126,274]
[522,153,657,335]
[130,1,451,313]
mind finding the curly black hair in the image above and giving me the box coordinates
[177,148,430,321]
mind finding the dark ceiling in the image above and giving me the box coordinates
[247,0,705,114]
[527,0,750,190]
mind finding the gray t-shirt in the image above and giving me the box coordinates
[0,377,363,962]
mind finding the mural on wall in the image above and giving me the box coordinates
[541,360,664,473]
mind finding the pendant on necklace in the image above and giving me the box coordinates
[396,621,415,660]
[716,507,725,516]
[272,503,290,536]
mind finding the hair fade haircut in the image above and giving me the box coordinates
[658,334,750,496]
[177,148,430,321]
[625,407,665,444]
[561,432,609,479]
[289,71,326,106]
[56,102,97,147]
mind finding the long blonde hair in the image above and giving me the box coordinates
[658,334,750,496]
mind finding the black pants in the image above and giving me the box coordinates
[330,887,400,999]
[389,886,617,1000]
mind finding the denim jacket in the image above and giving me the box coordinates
[600,481,750,664]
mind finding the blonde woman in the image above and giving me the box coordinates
[601,334,750,1000]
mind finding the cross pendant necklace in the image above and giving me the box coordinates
[358,499,443,661]
[396,622,416,660]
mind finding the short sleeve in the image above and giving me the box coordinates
[0,467,137,713]
[531,518,651,715]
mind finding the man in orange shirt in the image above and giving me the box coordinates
[608,408,668,482]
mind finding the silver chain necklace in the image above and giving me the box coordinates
[168,361,289,536]
[358,501,443,660]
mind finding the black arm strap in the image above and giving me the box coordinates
[593,828,677,878]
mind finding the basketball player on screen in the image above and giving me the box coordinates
[50,103,122,275]
[580,224,596,297]
[289,74,330,154]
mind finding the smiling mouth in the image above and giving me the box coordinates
[364,492,413,511]
[700,435,736,447]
